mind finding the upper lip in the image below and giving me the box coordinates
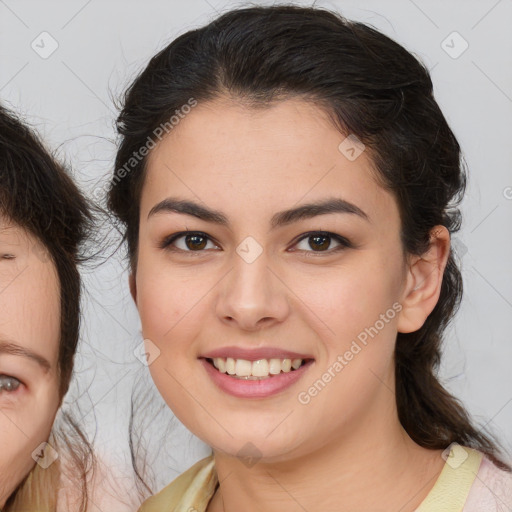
[201,346,313,361]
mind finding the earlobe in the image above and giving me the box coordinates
[129,273,137,304]
[397,226,451,333]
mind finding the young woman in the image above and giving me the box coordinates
[108,5,512,511]
[0,103,93,511]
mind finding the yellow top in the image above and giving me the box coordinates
[138,445,483,512]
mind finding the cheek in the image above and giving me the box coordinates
[135,261,219,424]
[135,253,218,345]
[290,256,402,414]
[0,395,58,503]
[289,255,402,346]
[5,389,60,441]
[136,272,203,342]
[0,425,35,505]
[136,266,206,401]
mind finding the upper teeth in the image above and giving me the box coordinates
[212,357,303,377]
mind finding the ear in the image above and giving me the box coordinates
[129,273,137,304]
[397,226,451,333]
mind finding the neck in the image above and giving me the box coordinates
[210,406,445,511]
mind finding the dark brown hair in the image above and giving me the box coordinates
[0,103,95,510]
[108,5,510,472]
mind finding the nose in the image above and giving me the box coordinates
[215,252,290,332]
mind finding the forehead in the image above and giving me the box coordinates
[141,98,398,227]
[0,219,60,368]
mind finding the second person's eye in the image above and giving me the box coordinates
[0,375,22,394]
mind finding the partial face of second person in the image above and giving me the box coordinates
[0,219,60,505]
[132,98,447,462]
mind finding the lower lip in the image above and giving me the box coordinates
[200,358,313,399]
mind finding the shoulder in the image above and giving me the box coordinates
[138,455,217,512]
[464,455,512,512]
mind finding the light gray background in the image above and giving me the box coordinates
[1,0,511,494]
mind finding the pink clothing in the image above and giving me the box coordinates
[464,456,512,511]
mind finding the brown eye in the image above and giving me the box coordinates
[293,231,351,254]
[308,234,331,251]
[185,234,207,250]
[160,231,219,252]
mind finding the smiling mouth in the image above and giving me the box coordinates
[205,357,310,380]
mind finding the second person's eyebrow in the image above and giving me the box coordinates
[148,197,370,228]
[0,340,52,372]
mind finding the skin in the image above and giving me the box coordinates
[131,98,451,511]
[0,219,60,507]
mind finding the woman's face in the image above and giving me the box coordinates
[0,219,60,505]
[133,98,415,461]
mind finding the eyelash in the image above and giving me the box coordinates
[0,375,22,394]
[159,230,352,257]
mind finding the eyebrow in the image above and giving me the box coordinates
[148,196,369,228]
[0,341,52,373]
